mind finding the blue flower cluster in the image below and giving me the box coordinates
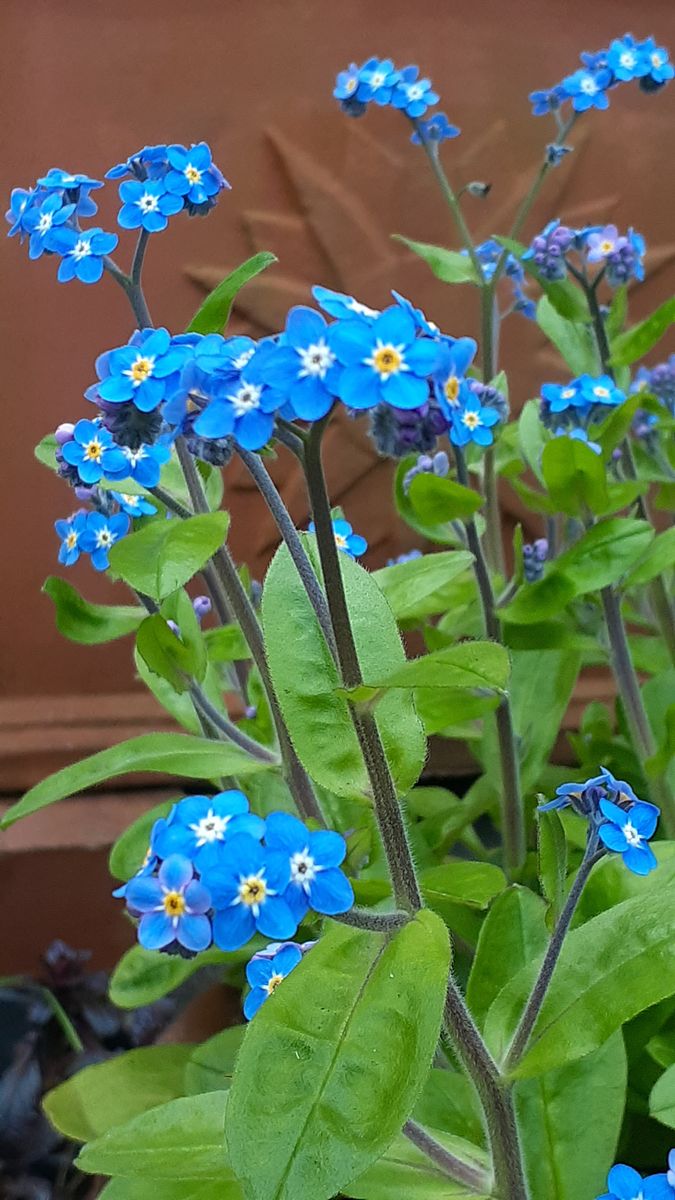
[465,240,535,316]
[522,538,548,583]
[632,355,675,418]
[333,56,459,145]
[55,510,130,571]
[402,450,450,495]
[595,1155,675,1199]
[119,792,354,973]
[539,373,624,447]
[525,221,645,287]
[540,767,660,876]
[107,142,230,225]
[530,34,673,117]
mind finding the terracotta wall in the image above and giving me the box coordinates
[1,0,674,724]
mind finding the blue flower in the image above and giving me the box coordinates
[309,517,367,558]
[586,224,625,263]
[433,337,477,419]
[391,291,440,338]
[562,68,612,111]
[95,328,186,413]
[192,341,284,450]
[79,510,130,571]
[450,395,500,448]
[125,854,212,953]
[637,38,674,90]
[117,179,184,232]
[357,57,401,105]
[607,35,650,82]
[598,797,659,875]
[105,439,171,488]
[259,307,341,420]
[36,168,103,216]
[5,187,39,239]
[60,419,127,485]
[334,62,363,103]
[106,145,170,182]
[606,228,645,286]
[540,380,585,414]
[523,538,548,583]
[411,112,460,144]
[529,86,566,116]
[577,373,625,408]
[152,791,265,873]
[164,142,230,213]
[668,1148,675,1188]
[554,426,602,455]
[312,285,379,322]
[244,942,303,1019]
[111,492,158,517]
[264,811,354,923]
[597,1163,673,1199]
[539,768,638,816]
[21,193,75,259]
[55,513,88,566]
[203,833,297,951]
[391,66,439,118]
[51,226,119,284]
[331,304,440,411]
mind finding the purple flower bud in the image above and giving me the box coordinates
[244,705,258,720]
[74,486,96,501]
[192,595,212,620]
[55,422,75,445]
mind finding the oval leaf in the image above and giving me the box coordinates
[372,551,474,622]
[109,512,230,602]
[408,474,483,524]
[43,577,145,644]
[393,235,479,284]
[610,296,675,367]
[186,253,278,335]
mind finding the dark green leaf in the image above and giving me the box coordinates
[408,474,483,523]
[610,296,675,367]
[0,733,272,829]
[227,911,450,1200]
[43,577,145,644]
[537,811,568,924]
[109,946,235,1009]
[393,234,480,284]
[372,550,474,621]
[109,513,230,602]
[100,1182,239,1200]
[650,1061,675,1128]
[186,253,278,335]
[421,861,507,916]
[413,1069,485,1146]
[536,296,598,376]
[184,1027,247,1096]
[136,616,196,692]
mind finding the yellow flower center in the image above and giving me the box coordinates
[599,240,614,254]
[130,356,153,383]
[83,438,103,461]
[163,891,186,917]
[264,973,284,996]
[185,165,202,184]
[444,375,460,405]
[594,386,610,398]
[65,531,78,549]
[239,876,267,906]
[334,533,348,550]
[462,411,481,429]
[372,345,402,376]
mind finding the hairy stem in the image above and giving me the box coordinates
[189,684,280,764]
[413,126,484,280]
[330,907,410,933]
[304,421,422,911]
[403,1119,490,1192]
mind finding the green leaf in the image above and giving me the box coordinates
[43,577,145,644]
[393,458,462,545]
[500,573,578,624]
[372,550,474,622]
[136,616,195,692]
[345,1127,489,1200]
[109,513,230,602]
[421,861,507,916]
[650,1061,675,1128]
[76,1092,234,1180]
[227,911,450,1200]
[606,286,628,340]
[541,436,609,517]
[134,648,203,735]
[393,234,480,284]
[484,883,675,1078]
[555,518,654,594]
[205,625,249,662]
[186,252,278,335]
[536,296,598,376]
[507,649,581,793]
[100,1182,239,1200]
[184,1027,247,1096]
[0,733,272,829]
[467,887,548,1028]
[610,296,675,367]
[593,393,640,457]
[623,527,675,588]
[44,1046,194,1142]
[109,798,174,882]
[413,1070,485,1146]
[518,400,547,484]
[537,811,568,924]
[355,641,510,695]
[109,945,233,1009]
[516,1032,627,1200]
[495,237,589,322]
[408,474,483,523]
[35,433,58,471]
[262,542,426,798]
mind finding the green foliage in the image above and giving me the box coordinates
[184,1027,247,1096]
[227,912,450,1200]
[467,887,548,1028]
[610,296,675,366]
[537,811,568,925]
[535,296,598,376]
[43,577,145,644]
[393,234,480,283]
[345,1129,489,1199]
[372,549,474,621]
[650,1061,675,1128]
[541,436,609,517]
[407,474,483,523]
[186,252,278,334]
[420,861,507,916]
[518,400,547,483]
[109,798,174,882]
[495,237,589,321]
[555,518,654,592]
[109,945,236,1009]
[351,640,510,696]
[109,512,230,602]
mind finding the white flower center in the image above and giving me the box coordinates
[365,340,408,380]
[65,530,78,549]
[95,527,114,548]
[121,493,139,507]
[290,850,318,888]
[594,386,611,398]
[138,192,160,213]
[184,164,202,185]
[37,212,53,233]
[72,238,92,260]
[622,820,642,848]
[190,809,230,846]
[462,411,482,430]
[370,71,386,88]
[407,84,425,100]
[229,383,262,414]
[347,298,378,317]
[297,338,335,379]
[580,76,598,94]
[652,52,664,68]
[123,445,148,466]
[561,387,576,399]
[233,348,256,370]
[620,51,636,68]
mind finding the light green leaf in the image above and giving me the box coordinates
[186,252,278,335]
[109,945,234,1009]
[467,887,548,1028]
[109,798,174,882]
[134,647,203,735]
[500,573,578,625]
[593,394,640,457]
[136,615,196,692]
[355,641,510,696]
[345,1127,489,1199]
[205,625,249,662]
[394,234,480,284]
[44,1045,194,1142]
[109,513,230,602]
[610,296,675,366]
[536,296,598,376]
[43,577,145,644]
[623,527,675,588]
[650,1060,675,1128]
[421,861,507,916]
[227,911,450,1200]
[35,433,58,470]
[393,457,463,545]
[0,733,272,829]
[408,474,483,524]
[184,1027,247,1096]
[555,518,654,594]
[413,1069,485,1146]
[76,1092,234,1180]
[541,436,609,518]
[100,1181,240,1200]
[262,542,426,798]
[606,286,628,340]
[518,400,547,484]
[537,811,568,925]
[372,550,474,622]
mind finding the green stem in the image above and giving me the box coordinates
[413,127,484,280]
[455,449,525,874]
[304,421,422,911]
[480,289,506,575]
[403,1119,490,1193]
[189,684,280,764]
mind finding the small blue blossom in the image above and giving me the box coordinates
[606,228,645,286]
[5,187,39,239]
[312,285,379,322]
[433,337,477,419]
[668,1149,675,1188]
[529,86,566,116]
[411,112,460,144]
[387,548,423,566]
[260,307,341,421]
[540,380,585,415]
[607,35,649,82]
[79,510,130,571]
[202,833,297,951]
[36,168,104,216]
[51,226,119,284]
[244,943,303,1020]
[562,68,613,111]
[523,538,548,583]
[107,145,170,182]
[391,291,440,338]
[357,57,401,105]
[95,328,186,413]
[264,812,354,923]
[308,517,367,558]
[392,65,439,118]
[598,796,659,875]
[554,426,602,455]
[151,791,265,873]
[450,394,500,448]
[638,38,675,90]
[192,341,284,450]
[105,440,171,488]
[55,513,88,567]
[577,373,625,408]
[164,142,230,213]
[111,492,158,518]
[22,193,75,260]
[117,179,184,232]
[586,224,625,263]
[597,1163,672,1200]
[632,356,675,416]
[60,419,127,485]
[334,62,363,104]
[125,854,212,953]
[331,304,440,411]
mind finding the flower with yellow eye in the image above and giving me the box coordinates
[204,834,297,952]
[54,512,88,567]
[164,142,230,213]
[79,511,130,572]
[332,304,440,411]
[243,942,304,1020]
[308,517,367,559]
[433,337,477,420]
[60,419,127,485]
[125,854,212,953]
[450,395,500,449]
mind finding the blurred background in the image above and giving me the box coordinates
[1,0,674,969]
